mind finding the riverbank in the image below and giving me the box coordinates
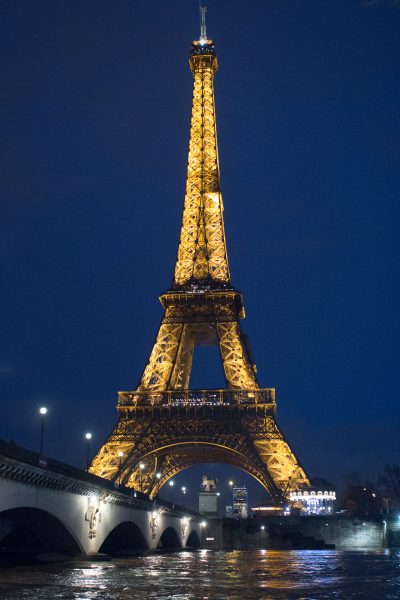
[201,515,398,551]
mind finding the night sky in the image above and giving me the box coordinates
[1,1,399,511]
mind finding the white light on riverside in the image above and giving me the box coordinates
[39,407,48,455]
[200,521,207,527]
[182,486,186,493]
[85,432,92,440]
[169,480,175,487]
[260,525,265,530]
[229,480,234,487]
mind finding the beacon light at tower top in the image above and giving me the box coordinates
[199,5,207,44]
[89,8,311,505]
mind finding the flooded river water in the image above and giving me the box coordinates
[0,549,400,599]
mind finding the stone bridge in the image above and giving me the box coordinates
[0,440,203,558]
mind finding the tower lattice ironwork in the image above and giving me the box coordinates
[90,23,309,503]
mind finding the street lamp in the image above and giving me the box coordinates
[139,462,145,492]
[229,480,234,516]
[169,479,175,505]
[39,407,47,455]
[153,471,162,497]
[118,451,124,486]
[362,487,368,515]
[181,485,187,508]
[85,432,92,470]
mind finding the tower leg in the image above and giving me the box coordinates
[217,321,258,389]
[138,312,184,391]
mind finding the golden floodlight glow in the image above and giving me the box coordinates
[89,25,310,504]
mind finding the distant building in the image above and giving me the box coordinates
[225,505,233,518]
[233,485,248,518]
[251,505,285,517]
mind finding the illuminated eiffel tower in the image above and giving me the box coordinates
[90,13,309,503]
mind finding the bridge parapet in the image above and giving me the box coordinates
[0,439,202,557]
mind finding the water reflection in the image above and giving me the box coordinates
[0,550,399,599]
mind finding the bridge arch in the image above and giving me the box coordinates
[99,521,148,555]
[186,529,201,548]
[157,526,181,550]
[0,507,82,557]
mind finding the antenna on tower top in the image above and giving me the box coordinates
[199,4,208,42]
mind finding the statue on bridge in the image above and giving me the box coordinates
[201,474,218,493]
[85,505,101,539]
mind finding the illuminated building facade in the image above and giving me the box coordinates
[90,14,309,504]
[289,490,336,515]
[233,486,248,519]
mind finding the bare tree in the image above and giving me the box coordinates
[362,0,400,6]
[378,464,400,505]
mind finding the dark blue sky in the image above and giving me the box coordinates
[1,1,399,510]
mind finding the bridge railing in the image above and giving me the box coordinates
[118,388,276,408]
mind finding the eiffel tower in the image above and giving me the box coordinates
[90,14,309,504]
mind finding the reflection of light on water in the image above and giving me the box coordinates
[1,550,399,599]
[76,567,104,576]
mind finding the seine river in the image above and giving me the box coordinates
[0,549,400,600]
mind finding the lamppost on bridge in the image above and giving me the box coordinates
[169,479,175,506]
[38,407,47,455]
[85,432,92,470]
[139,462,145,492]
[154,471,162,497]
[181,485,187,508]
[118,451,124,486]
